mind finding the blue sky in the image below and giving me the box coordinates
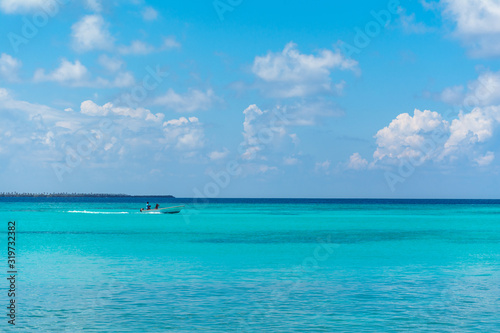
[1,0,500,198]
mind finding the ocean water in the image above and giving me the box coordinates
[0,198,499,332]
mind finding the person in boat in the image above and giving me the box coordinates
[155,204,159,209]
[146,202,151,210]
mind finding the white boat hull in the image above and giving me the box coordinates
[141,205,184,214]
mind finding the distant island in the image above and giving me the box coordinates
[0,192,175,198]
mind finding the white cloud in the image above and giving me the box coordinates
[118,40,155,55]
[80,100,164,122]
[0,87,8,99]
[350,106,500,170]
[240,104,287,160]
[242,104,264,147]
[114,71,135,87]
[441,0,500,56]
[85,0,101,12]
[441,71,500,106]
[289,133,300,145]
[71,15,114,52]
[283,156,299,165]
[163,117,204,150]
[257,165,278,173]
[463,71,500,106]
[279,100,344,126]
[55,120,79,131]
[33,58,134,88]
[98,55,123,72]
[241,105,264,160]
[142,6,158,21]
[420,0,439,11]
[0,53,21,81]
[163,36,181,49]
[153,88,218,112]
[117,37,179,55]
[34,59,89,83]
[373,109,449,164]
[0,89,86,153]
[252,42,358,98]
[238,163,279,176]
[397,7,435,34]
[0,90,207,173]
[208,148,229,160]
[0,0,49,13]
[444,106,500,155]
[95,71,135,88]
[347,153,368,170]
[442,0,500,35]
[0,87,61,120]
[440,85,465,105]
[475,151,495,166]
[315,160,331,174]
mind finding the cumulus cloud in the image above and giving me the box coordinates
[475,151,495,166]
[208,148,229,161]
[441,0,500,56]
[0,89,86,156]
[444,106,500,156]
[153,88,218,112]
[373,109,449,164]
[442,0,500,35]
[441,71,500,107]
[350,106,500,170]
[163,36,181,49]
[283,156,299,165]
[347,153,368,170]
[163,117,205,150]
[0,87,61,120]
[71,15,114,52]
[238,104,323,162]
[252,42,359,98]
[280,100,344,126]
[118,40,155,55]
[0,53,21,81]
[397,7,435,34]
[440,85,465,105]
[289,133,300,145]
[142,6,158,21]
[0,90,209,179]
[242,104,264,147]
[0,0,50,13]
[117,37,180,55]
[240,104,287,160]
[96,71,135,88]
[463,71,500,106]
[34,59,89,83]
[80,100,164,122]
[98,55,123,72]
[315,160,331,174]
[33,59,134,88]
[85,0,102,12]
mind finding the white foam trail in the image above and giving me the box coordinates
[67,210,129,214]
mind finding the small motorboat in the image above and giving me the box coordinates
[140,205,184,214]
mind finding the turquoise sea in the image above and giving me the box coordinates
[0,198,499,332]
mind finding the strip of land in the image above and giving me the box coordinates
[0,193,174,198]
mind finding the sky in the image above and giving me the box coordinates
[1,0,500,198]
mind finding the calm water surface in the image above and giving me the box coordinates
[0,198,498,332]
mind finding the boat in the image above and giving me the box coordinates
[140,205,184,214]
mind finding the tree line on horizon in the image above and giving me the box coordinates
[0,192,174,197]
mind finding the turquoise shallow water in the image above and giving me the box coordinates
[0,198,499,332]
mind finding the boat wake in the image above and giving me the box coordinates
[67,210,130,214]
